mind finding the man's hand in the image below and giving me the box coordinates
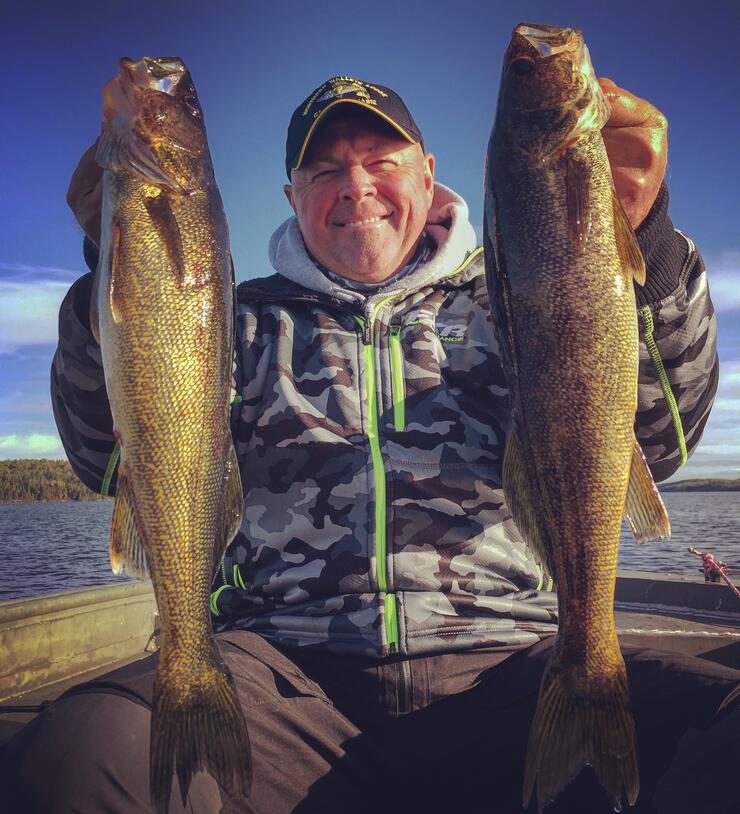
[67,140,103,248]
[598,78,668,230]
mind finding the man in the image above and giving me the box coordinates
[1,75,737,814]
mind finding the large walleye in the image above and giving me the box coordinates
[92,56,251,812]
[484,24,671,812]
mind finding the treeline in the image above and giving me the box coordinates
[661,478,740,492]
[0,459,110,503]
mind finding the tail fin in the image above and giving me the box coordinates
[150,663,252,814]
[523,656,639,813]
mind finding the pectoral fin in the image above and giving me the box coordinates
[90,221,122,340]
[503,429,552,576]
[90,262,101,345]
[612,192,646,285]
[109,465,149,578]
[564,152,592,254]
[213,444,244,579]
[96,129,181,192]
[144,195,189,286]
[624,437,671,543]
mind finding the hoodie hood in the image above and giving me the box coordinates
[268,183,478,303]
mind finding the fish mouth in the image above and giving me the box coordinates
[120,56,188,96]
[99,56,208,192]
[502,23,611,159]
[504,23,584,80]
[115,56,205,160]
[510,23,582,60]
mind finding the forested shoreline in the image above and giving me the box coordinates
[660,478,740,492]
[1,459,738,503]
[0,459,109,503]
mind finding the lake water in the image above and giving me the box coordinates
[0,493,739,601]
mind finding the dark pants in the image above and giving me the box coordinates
[1,631,739,814]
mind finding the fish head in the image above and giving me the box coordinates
[495,23,611,161]
[99,56,211,193]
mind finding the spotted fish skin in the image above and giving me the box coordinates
[484,23,671,812]
[93,56,251,813]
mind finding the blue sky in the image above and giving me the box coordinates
[1,0,738,480]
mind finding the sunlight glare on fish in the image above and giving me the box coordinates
[614,272,625,297]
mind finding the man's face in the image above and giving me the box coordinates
[284,110,435,284]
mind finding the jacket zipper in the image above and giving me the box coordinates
[389,325,406,432]
[357,296,402,655]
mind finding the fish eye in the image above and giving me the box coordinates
[509,58,535,75]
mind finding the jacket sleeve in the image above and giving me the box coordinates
[633,184,718,483]
[50,238,119,495]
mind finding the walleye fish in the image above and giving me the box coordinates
[483,24,671,812]
[92,56,251,813]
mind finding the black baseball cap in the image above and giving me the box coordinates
[285,76,424,179]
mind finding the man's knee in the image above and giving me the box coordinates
[0,690,220,813]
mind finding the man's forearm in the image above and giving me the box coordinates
[633,186,718,482]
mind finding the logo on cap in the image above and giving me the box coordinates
[303,77,391,118]
[316,78,371,105]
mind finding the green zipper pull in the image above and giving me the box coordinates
[389,325,406,432]
[639,305,688,466]
[384,594,399,654]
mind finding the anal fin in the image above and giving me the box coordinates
[213,444,244,579]
[624,437,671,543]
[109,464,149,578]
[503,429,553,578]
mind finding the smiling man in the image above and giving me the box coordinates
[2,75,738,814]
[284,103,435,284]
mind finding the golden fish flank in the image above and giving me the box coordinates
[92,55,251,814]
[484,23,670,813]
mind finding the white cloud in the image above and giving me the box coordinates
[718,361,740,389]
[0,262,86,353]
[0,433,63,458]
[672,360,740,479]
[708,252,740,313]
[0,280,72,354]
[0,262,81,283]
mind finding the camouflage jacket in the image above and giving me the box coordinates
[52,183,718,659]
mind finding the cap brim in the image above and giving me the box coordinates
[291,98,419,173]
